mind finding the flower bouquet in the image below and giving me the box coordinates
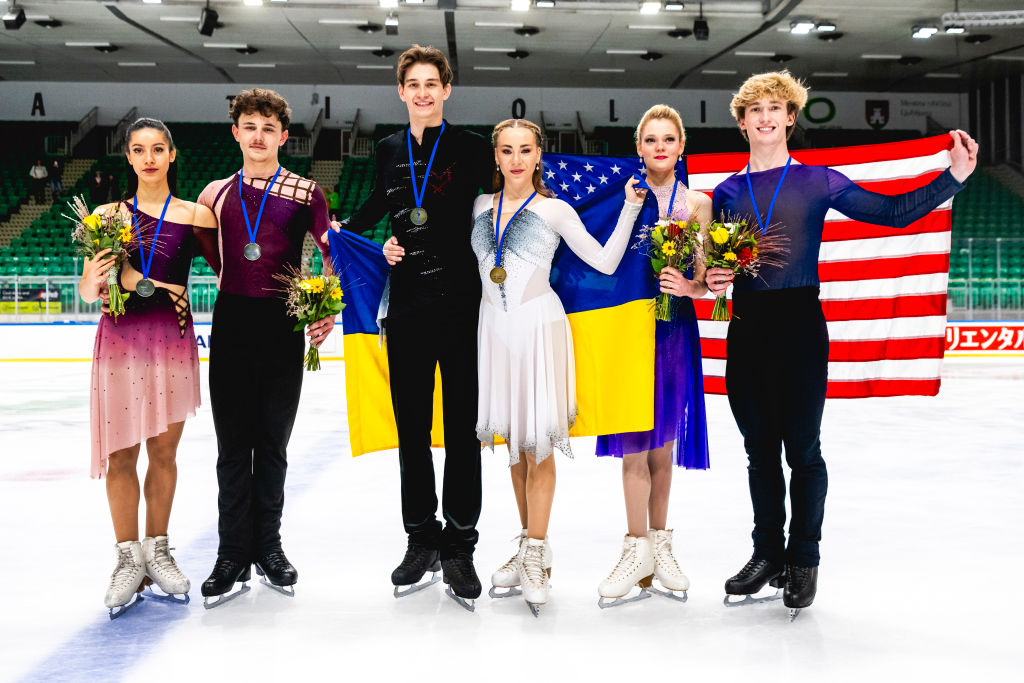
[635,217,702,321]
[703,217,788,321]
[64,195,132,321]
[275,265,346,371]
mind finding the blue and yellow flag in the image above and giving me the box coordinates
[329,154,687,456]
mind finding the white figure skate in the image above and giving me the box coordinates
[141,536,191,605]
[647,529,689,603]
[105,541,147,619]
[597,535,654,609]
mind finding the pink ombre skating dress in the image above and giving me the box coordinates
[90,209,203,478]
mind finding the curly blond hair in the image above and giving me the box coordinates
[635,104,686,146]
[729,71,808,141]
[490,118,554,197]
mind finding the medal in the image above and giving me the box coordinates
[136,278,156,297]
[132,192,172,299]
[238,164,283,262]
[406,121,445,226]
[745,155,792,233]
[492,187,537,286]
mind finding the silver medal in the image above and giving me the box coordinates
[136,278,156,298]
[244,242,261,261]
[410,207,428,226]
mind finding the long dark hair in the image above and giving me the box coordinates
[122,117,179,200]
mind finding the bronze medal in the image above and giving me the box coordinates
[489,266,507,284]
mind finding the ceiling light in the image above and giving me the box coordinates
[356,64,393,69]
[243,0,263,6]
[161,16,200,22]
[406,0,425,4]
[536,0,555,7]
[475,21,523,27]
[66,41,112,47]
[339,45,383,50]
[510,0,530,11]
[790,21,815,34]
[628,24,675,30]
[702,69,736,74]
[0,59,34,65]
[897,55,922,65]
[507,49,529,60]
[818,32,843,42]
[204,42,249,49]
[816,22,836,31]
[318,18,370,25]
[236,46,258,54]
[589,68,625,73]
[735,50,774,57]
[142,0,162,4]
[640,2,661,15]
[811,71,847,77]
[641,51,663,61]
[912,26,939,39]
[379,0,398,7]
[964,34,991,44]
[925,72,960,78]
[668,28,691,38]
[372,48,395,57]
[989,54,1024,61]
[515,26,539,36]
[665,3,684,10]
[475,46,515,52]
[861,53,901,59]
[96,45,119,53]
[771,54,794,62]
[34,18,61,28]
[944,25,966,34]
[474,66,511,70]
[119,62,157,67]
[239,63,276,68]
[606,49,646,55]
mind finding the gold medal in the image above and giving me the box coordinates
[489,266,507,284]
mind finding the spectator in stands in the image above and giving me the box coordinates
[332,44,493,609]
[89,170,107,206]
[196,88,335,607]
[49,159,64,199]
[106,172,119,202]
[79,117,219,617]
[29,160,48,203]
[707,70,978,619]
[325,184,340,213]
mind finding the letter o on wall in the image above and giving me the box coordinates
[803,97,836,124]
[512,98,526,120]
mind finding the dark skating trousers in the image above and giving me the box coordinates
[209,292,304,563]
[725,287,829,568]
[385,307,482,558]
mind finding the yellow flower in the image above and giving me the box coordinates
[308,278,324,294]
[118,227,132,243]
[83,215,102,232]
[711,227,730,245]
[723,252,737,262]
[330,287,342,300]
[752,248,759,258]
[661,242,676,257]
[299,281,312,291]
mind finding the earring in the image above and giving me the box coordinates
[639,156,645,171]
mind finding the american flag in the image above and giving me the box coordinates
[546,134,956,399]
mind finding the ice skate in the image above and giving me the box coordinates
[442,553,481,613]
[489,530,552,599]
[518,538,550,617]
[723,556,784,607]
[141,536,190,605]
[647,529,689,603]
[200,558,251,609]
[105,540,147,620]
[597,535,654,609]
[391,541,441,598]
[254,550,298,597]
[783,565,817,621]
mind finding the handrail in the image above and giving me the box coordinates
[105,107,139,156]
[310,107,324,151]
[69,106,99,152]
[346,108,361,158]
[575,112,587,155]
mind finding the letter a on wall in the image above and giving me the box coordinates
[31,93,45,117]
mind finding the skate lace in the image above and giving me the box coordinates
[498,533,526,573]
[652,535,682,574]
[521,544,546,585]
[149,539,181,578]
[736,558,762,580]
[110,548,140,590]
[605,542,638,583]
[789,566,811,590]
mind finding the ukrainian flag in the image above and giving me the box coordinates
[329,154,687,456]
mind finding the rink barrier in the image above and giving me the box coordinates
[0,320,1018,360]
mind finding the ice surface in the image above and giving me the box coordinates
[0,358,1020,682]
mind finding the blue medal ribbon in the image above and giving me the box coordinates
[745,155,792,233]
[494,188,538,269]
[406,121,445,213]
[665,177,679,219]
[238,164,282,245]
[133,193,172,283]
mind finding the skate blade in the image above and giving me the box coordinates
[788,608,801,622]
[108,593,144,620]
[528,602,541,618]
[722,587,782,608]
[488,585,523,599]
[142,587,191,605]
[259,578,296,597]
[598,587,652,610]
[648,585,688,603]
[444,586,476,613]
[202,582,250,610]
[393,571,440,599]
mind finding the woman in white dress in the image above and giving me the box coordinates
[473,119,642,615]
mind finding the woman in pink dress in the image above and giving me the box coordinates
[79,118,218,617]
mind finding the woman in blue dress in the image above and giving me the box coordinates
[706,71,977,618]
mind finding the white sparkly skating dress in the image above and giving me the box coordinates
[471,194,641,464]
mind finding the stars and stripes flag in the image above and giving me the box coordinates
[546,133,957,399]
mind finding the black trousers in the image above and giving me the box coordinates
[725,287,829,568]
[385,307,482,558]
[210,293,304,563]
